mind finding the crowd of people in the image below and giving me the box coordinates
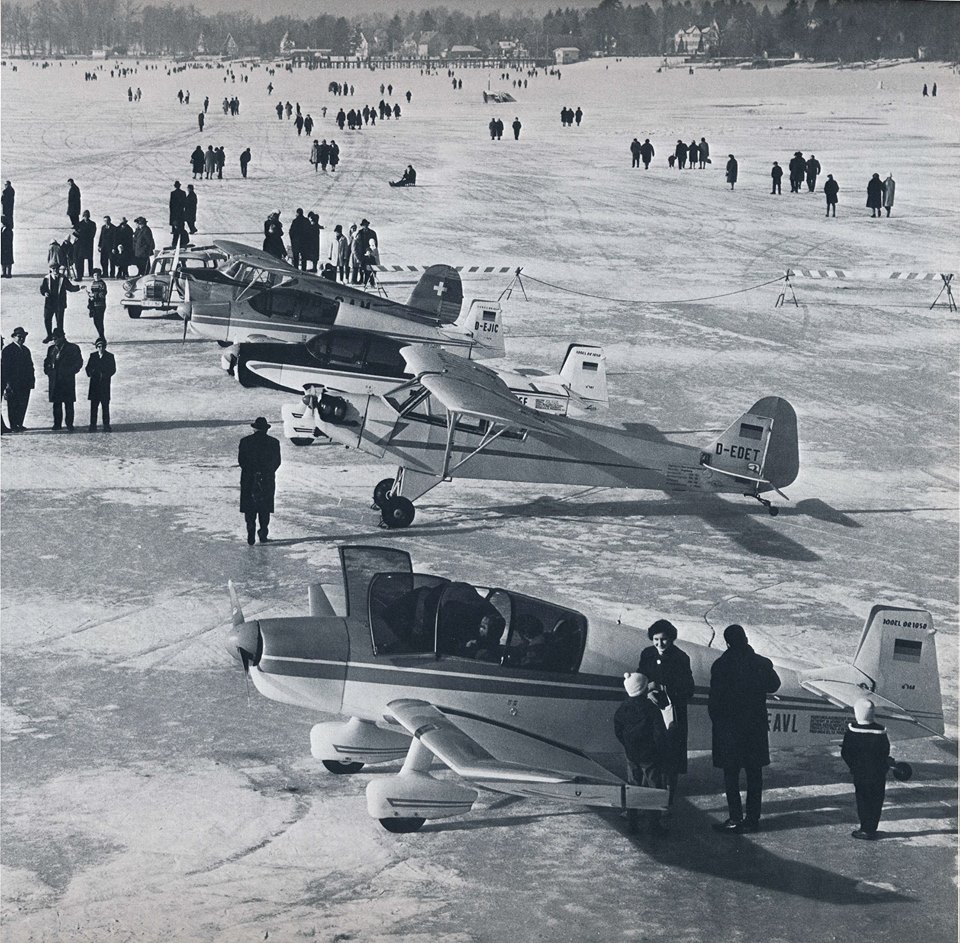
[260,211,380,286]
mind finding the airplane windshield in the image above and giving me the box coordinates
[368,572,450,655]
[367,571,587,671]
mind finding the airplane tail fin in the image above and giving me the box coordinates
[800,605,944,739]
[451,300,504,360]
[853,605,944,734]
[408,265,463,323]
[558,344,607,404]
[708,396,799,495]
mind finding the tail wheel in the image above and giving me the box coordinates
[126,306,142,319]
[380,817,425,834]
[322,760,364,774]
[381,496,415,529]
[372,477,395,509]
[891,761,913,782]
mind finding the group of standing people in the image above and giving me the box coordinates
[613,619,893,840]
[308,139,341,173]
[189,145,226,181]
[488,117,523,140]
[560,106,583,127]
[1,326,115,434]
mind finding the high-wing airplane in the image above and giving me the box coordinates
[225,545,944,834]
[279,346,800,527]
[178,240,505,359]
[230,339,607,442]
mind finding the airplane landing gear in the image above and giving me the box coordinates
[372,477,395,510]
[380,496,415,529]
[322,760,365,774]
[754,495,779,517]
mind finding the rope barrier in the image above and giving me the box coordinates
[516,272,785,306]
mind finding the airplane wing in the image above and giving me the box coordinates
[386,698,668,810]
[211,239,298,271]
[401,346,567,437]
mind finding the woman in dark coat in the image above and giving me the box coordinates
[638,618,696,805]
[866,173,885,217]
[190,146,205,178]
[1,216,13,277]
[303,212,321,272]
[725,155,738,189]
[262,223,286,260]
[85,337,116,431]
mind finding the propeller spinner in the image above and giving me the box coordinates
[226,580,261,672]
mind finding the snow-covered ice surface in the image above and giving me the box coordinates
[1,55,957,942]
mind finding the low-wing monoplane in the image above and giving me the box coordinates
[178,240,505,359]
[280,346,800,527]
[226,545,944,834]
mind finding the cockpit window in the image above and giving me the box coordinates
[369,572,450,655]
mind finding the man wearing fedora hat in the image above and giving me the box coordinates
[43,329,83,430]
[1,327,35,431]
[132,217,155,276]
[238,417,282,544]
[40,264,81,342]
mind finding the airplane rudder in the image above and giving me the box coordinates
[753,396,799,489]
[560,344,607,402]
[410,264,463,323]
[468,300,505,358]
[856,606,943,733]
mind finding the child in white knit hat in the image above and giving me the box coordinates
[841,698,890,840]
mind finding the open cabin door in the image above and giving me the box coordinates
[339,546,412,618]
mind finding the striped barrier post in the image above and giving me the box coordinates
[783,269,958,310]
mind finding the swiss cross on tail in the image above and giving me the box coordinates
[433,281,447,298]
[408,265,464,324]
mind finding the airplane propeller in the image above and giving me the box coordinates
[226,580,261,675]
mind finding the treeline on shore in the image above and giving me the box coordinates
[2,0,958,63]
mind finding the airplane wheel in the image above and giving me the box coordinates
[891,761,913,782]
[290,437,315,447]
[381,496,415,529]
[331,399,347,422]
[322,760,365,774]
[372,477,395,509]
[769,506,780,517]
[380,816,425,834]
[126,306,142,319]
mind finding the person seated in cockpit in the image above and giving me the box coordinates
[463,612,506,661]
[503,614,547,668]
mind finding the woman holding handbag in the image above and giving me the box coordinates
[638,619,696,807]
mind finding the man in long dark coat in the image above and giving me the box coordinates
[98,216,117,277]
[1,180,14,225]
[638,619,695,806]
[114,217,134,278]
[43,329,83,430]
[708,623,781,833]
[288,208,309,270]
[640,138,655,169]
[40,265,81,340]
[1,326,35,430]
[75,210,97,279]
[238,416,282,544]
[85,336,116,431]
[866,173,885,218]
[805,154,821,192]
[67,178,82,227]
[788,152,805,193]
[132,217,155,276]
[169,181,187,231]
[184,186,198,235]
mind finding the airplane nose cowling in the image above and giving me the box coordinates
[226,620,262,671]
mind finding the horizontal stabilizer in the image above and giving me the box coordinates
[799,679,914,722]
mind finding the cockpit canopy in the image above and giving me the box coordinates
[368,572,587,674]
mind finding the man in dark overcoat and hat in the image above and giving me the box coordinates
[1,326,35,430]
[238,417,282,544]
[43,329,83,430]
[708,624,781,833]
